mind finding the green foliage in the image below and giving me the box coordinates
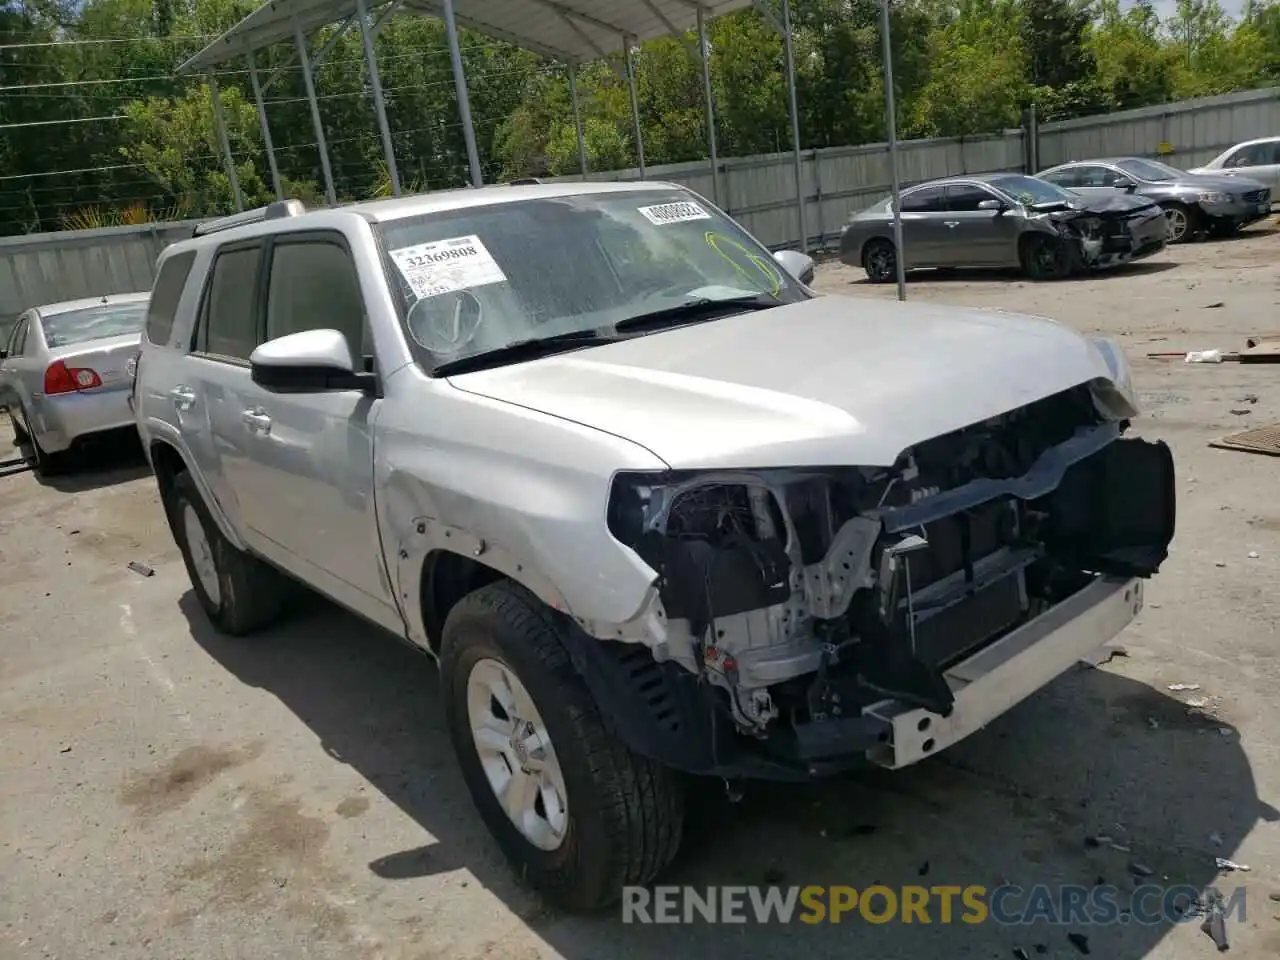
[5,0,1280,235]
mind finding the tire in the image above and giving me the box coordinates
[11,406,64,476]
[1162,202,1197,244]
[164,469,287,636]
[1020,234,1074,281]
[440,581,685,912]
[861,238,898,284]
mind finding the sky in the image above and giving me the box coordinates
[1128,0,1251,21]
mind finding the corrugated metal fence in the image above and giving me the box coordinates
[3,85,1278,325]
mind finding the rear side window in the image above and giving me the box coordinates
[264,237,365,354]
[198,245,261,361]
[146,251,196,346]
[901,186,944,213]
[5,317,29,357]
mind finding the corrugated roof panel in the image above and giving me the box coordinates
[178,0,757,72]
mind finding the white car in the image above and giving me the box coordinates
[1188,137,1280,194]
[132,185,1176,912]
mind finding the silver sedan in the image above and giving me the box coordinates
[0,293,150,474]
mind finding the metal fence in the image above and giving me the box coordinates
[2,85,1277,323]
[0,221,198,337]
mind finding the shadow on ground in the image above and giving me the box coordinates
[183,593,1277,959]
[29,429,150,493]
[852,260,1179,286]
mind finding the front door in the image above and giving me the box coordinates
[232,232,390,611]
[1220,140,1280,196]
[941,183,1015,266]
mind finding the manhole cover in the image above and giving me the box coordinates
[1209,423,1280,456]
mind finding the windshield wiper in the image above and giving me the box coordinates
[613,294,780,333]
[433,330,618,376]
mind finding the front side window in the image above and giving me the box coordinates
[375,190,808,370]
[41,301,148,348]
[199,245,261,361]
[1117,158,1181,182]
[264,237,366,356]
[945,184,998,211]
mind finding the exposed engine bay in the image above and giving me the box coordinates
[1042,199,1168,269]
[605,383,1176,765]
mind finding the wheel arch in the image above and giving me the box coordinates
[147,438,247,551]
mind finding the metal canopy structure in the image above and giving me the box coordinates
[177,0,813,251]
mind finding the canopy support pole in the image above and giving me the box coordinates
[624,40,645,178]
[208,74,244,212]
[355,0,401,196]
[441,0,483,187]
[568,62,588,177]
[696,9,720,206]
[879,0,906,301]
[294,21,336,206]
[245,50,283,200]
[780,0,805,251]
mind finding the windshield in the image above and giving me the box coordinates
[374,189,808,370]
[1116,158,1183,182]
[41,301,147,348]
[988,175,1075,206]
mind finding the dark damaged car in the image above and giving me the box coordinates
[840,173,1168,283]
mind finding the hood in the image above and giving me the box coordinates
[447,297,1123,470]
[1169,172,1268,193]
[1049,192,1158,215]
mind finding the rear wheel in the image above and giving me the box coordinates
[1020,235,1074,281]
[10,406,64,476]
[862,238,898,284]
[441,581,684,911]
[164,470,288,636]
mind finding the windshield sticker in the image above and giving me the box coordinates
[638,201,712,226]
[389,235,507,301]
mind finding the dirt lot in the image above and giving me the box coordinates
[5,225,1280,960]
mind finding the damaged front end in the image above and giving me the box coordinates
[594,381,1175,779]
[1041,199,1168,271]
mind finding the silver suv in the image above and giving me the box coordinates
[132,182,1176,911]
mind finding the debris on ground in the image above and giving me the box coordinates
[1205,301,1225,309]
[1239,393,1259,404]
[1110,842,1132,853]
[1230,408,1253,415]
[1248,550,1260,559]
[1186,349,1226,363]
[1128,861,1154,877]
[127,561,154,578]
[1168,683,1201,692]
[1187,696,1212,708]
[918,860,930,877]
[1211,423,1280,457]
[1013,948,1030,960]
[1066,932,1091,955]
[1216,857,1250,872]
[1209,832,1223,846]
[1268,892,1280,903]
[1079,644,1127,667]
[1200,888,1231,952]
[1215,561,1227,567]
[1147,718,1160,730]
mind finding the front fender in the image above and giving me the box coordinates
[144,425,247,553]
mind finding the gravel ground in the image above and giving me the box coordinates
[4,225,1280,959]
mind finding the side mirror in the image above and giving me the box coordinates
[774,249,816,286]
[1115,180,1136,191]
[249,328,374,393]
[977,199,1005,212]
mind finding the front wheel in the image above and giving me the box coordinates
[1162,202,1197,243]
[441,581,684,911]
[1020,235,1075,281]
[862,238,898,284]
[164,470,288,636]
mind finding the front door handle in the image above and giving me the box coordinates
[169,386,196,411]
[944,220,960,228]
[241,408,272,434]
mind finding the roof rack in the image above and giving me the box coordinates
[191,198,306,237]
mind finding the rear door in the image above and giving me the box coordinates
[897,185,948,267]
[942,183,1015,265]
[183,241,266,533]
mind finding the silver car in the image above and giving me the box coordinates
[0,293,150,474]
[1038,156,1272,242]
[1188,137,1280,194]
[134,186,1174,912]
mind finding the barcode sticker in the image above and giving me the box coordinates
[389,235,507,301]
[637,201,712,226]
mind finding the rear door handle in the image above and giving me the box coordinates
[241,408,272,434]
[944,220,959,227]
[169,386,196,411]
